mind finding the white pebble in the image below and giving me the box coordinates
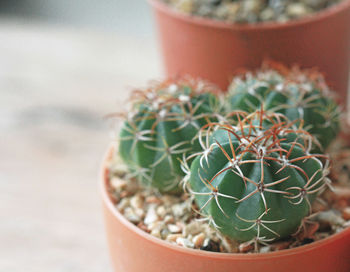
[150,228,161,238]
[111,177,127,191]
[144,205,158,225]
[168,224,182,233]
[164,215,175,224]
[130,194,144,209]
[168,84,178,93]
[287,3,309,17]
[124,207,141,223]
[156,206,167,218]
[260,246,271,253]
[176,237,195,248]
[117,198,130,211]
[316,210,346,227]
[172,202,189,218]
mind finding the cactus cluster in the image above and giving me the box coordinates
[118,78,220,193]
[117,66,340,245]
[226,66,340,150]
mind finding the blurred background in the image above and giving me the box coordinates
[0,1,162,271]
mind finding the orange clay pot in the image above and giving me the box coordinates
[148,0,350,107]
[101,146,350,272]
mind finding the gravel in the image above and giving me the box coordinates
[160,0,344,23]
[108,137,350,253]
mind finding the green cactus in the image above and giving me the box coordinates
[226,66,340,150]
[118,78,221,193]
[188,109,330,245]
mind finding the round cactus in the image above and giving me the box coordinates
[226,65,340,150]
[188,109,330,244]
[118,78,221,193]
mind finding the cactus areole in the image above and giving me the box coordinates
[188,110,330,243]
[118,78,220,193]
[227,66,340,150]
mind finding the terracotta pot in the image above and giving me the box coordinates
[148,0,350,107]
[101,146,350,272]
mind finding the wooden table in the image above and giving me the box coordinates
[0,20,162,271]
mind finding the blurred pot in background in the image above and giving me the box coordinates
[148,0,350,108]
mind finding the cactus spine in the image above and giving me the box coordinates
[118,78,221,193]
[188,109,330,244]
[226,66,340,150]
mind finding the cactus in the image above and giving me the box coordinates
[226,65,340,150]
[188,109,330,245]
[118,78,221,193]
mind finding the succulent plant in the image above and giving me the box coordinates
[188,109,330,245]
[118,78,221,193]
[226,65,340,150]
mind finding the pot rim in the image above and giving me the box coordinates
[101,144,350,259]
[148,0,350,31]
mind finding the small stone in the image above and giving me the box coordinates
[260,8,275,21]
[343,221,350,228]
[134,208,145,218]
[214,3,239,20]
[145,196,162,205]
[286,3,310,18]
[164,215,175,224]
[150,228,161,238]
[316,210,346,228]
[168,84,178,93]
[226,3,241,21]
[110,177,127,191]
[166,234,183,243]
[124,207,141,223]
[144,205,158,225]
[156,206,167,218]
[130,194,144,209]
[193,233,205,248]
[117,198,130,212]
[148,221,163,231]
[176,237,195,248]
[342,207,350,220]
[243,0,262,13]
[259,246,271,253]
[161,228,170,239]
[172,202,190,218]
[197,4,213,17]
[168,224,182,233]
[175,0,194,14]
